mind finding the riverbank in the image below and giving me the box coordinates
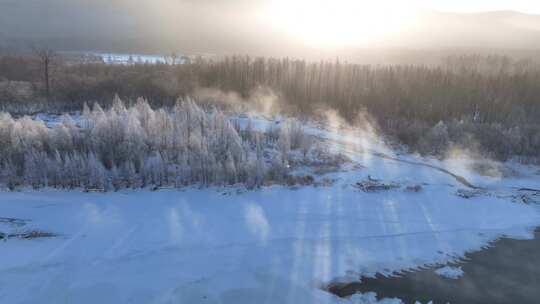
[329,228,540,303]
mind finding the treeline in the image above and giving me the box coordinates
[0,97,334,190]
[1,53,539,161]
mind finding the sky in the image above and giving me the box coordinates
[1,0,540,55]
[423,0,540,14]
[262,0,540,47]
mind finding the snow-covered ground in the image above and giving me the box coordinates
[98,53,167,65]
[2,113,540,304]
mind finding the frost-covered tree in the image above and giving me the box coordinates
[277,124,291,165]
[87,152,106,190]
[419,121,449,154]
[0,97,325,190]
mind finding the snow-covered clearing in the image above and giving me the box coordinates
[1,114,540,304]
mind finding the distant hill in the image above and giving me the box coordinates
[395,10,540,49]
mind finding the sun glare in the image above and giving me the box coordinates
[267,0,418,47]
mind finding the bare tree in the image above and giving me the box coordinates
[32,47,58,101]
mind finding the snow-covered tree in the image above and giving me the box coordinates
[277,125,291,165]
[0,97,322,190]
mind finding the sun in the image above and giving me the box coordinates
[266,0,418,47]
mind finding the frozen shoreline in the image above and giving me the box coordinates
[1,179,539,303]
[328,229,540,303]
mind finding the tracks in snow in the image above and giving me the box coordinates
[318,135,480,189]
